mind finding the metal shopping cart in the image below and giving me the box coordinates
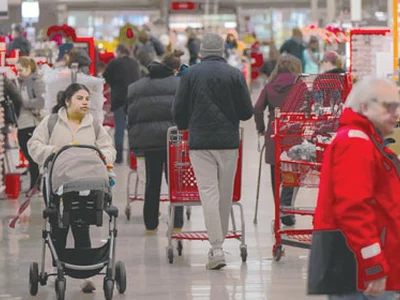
[166,127,247,264]
[271,73,352,261]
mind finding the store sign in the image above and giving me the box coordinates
[170,2,197,11]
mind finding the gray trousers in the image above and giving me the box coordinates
[189,149,238,250]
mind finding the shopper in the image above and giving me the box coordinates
[279,27,305,62]
[320,50,346,74]
[254,54,303,226]
[127,50,185,232]
[308,77,400,300]
[7,24,31,56]
[173,32,253,270]
[65,48,93,75]
[15,57,45,192]
[187,29,201,66]
[103,44,140,163]
[28,83,115,293]
[302,36,321,74]
[260,43,280,78]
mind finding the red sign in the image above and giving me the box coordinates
[170,1,197,10]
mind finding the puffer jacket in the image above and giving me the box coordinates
[308,108,400,294]
[18,72,45,129]
[127,62,178,151]
[27,107,116,166]
[173,56,253,150]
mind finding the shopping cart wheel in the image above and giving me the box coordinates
[168,247,174,264]
[177,240,183,256]
[29,262,39,296]
[125,206,131,221]
[273,244,283,262]
[103,278,114,300]
[55,278,66,300]
[240,245,248,262]
[115,261,126,294]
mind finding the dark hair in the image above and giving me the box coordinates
[52,83,90,113]
[116,44,130,56]
[162,50,184,70]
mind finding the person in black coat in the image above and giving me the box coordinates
[127,50,185,232]
[173,32,253,270]
[103,44,140,163]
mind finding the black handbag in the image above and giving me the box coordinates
[2,95,17,126]
[307,230,357,295]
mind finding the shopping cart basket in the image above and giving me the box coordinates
[271,73,351,261]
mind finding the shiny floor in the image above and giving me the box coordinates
[0,111,324,299]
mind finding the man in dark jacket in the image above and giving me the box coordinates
[7,24,31,56]
[103,44,140,163]
[173,32,253,270]
[127,51,184,232]
[308,77,400,299]
[280,27,305,62]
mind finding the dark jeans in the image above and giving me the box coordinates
[144,150,183,230]
[18,127,40,189]
[113,106,126,163]
[270,165,294,207]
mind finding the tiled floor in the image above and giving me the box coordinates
[0,117,324,299]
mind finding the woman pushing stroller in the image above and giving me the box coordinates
[27,83,116,293]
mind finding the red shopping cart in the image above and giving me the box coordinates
[271,73,352,261]
[166,127,247,264]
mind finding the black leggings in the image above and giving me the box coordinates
[143,150,184,230]
[49,211,91,255]
[18,127,40,189]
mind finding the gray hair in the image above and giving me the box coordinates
[345,77,398,113]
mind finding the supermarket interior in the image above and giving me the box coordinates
[0,0,399,299]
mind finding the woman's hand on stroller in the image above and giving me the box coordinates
[52,146,60,153]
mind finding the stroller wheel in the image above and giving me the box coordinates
[125,206,131,221]
[103,278,114,300]
[177,240,183,256]
[29,262,39,296]
[240,245,248,262]
[115,261,127,294]
[167,247,174,264]
[55,278,66,300]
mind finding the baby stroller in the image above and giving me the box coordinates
[28,145,126,300]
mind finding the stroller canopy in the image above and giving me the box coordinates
[50,147,110,194]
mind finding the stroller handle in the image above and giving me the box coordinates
[43,145,107,169]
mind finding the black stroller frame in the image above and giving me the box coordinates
[28,145,126,300]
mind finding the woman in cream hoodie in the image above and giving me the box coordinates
[27,83,115,293]
[28,83,115,165]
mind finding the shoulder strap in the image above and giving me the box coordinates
[48,114,59,138]
[48,113,101,139]
[92,119,101,139]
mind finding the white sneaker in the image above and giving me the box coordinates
[81,278,96,293]
[206,248,226,270]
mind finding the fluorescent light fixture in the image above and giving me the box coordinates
[22,1,39,19]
